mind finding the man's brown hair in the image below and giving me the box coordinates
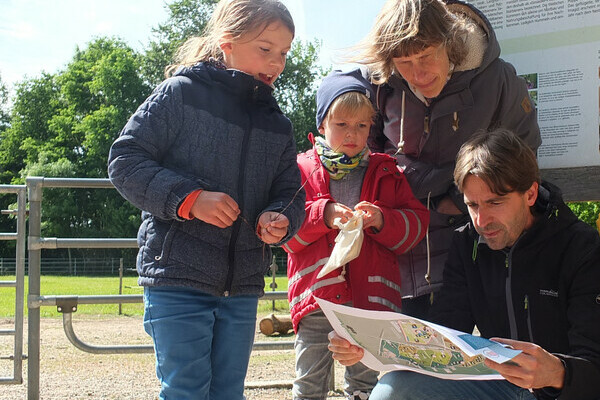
[454,129,540,195]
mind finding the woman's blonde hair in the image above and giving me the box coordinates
[326,92,376,125]
[165,0,294,77]
[353,0,473,84]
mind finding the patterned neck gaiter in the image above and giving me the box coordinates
[315,136,368,180]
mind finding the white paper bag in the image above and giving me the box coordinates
[317,210,365,278]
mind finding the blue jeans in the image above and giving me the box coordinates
[370,371,536,400]
[293,310,379,400]
[143,286,258,400]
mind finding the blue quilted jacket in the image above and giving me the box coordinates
[108,61,305,297]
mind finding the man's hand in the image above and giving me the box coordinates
[327,331,364,366]
[354,201,384,231]
[257,212,289,244]
[190,190,240,228]
[485,338,565,390]
[323,202,354,229]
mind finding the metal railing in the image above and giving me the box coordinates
[0,184,27,385]
[25,177,294,399]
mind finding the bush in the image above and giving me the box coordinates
[567,201,600,229]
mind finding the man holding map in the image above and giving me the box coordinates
[328,129,600,400]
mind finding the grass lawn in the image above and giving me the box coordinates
[0,275,290,318]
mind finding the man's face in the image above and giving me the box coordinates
[462,175,538,250]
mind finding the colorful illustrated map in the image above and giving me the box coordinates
[318,299,521,380]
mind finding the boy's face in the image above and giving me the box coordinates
[220,21,293,86]
[318,109,372,157]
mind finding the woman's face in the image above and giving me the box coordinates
[392,44,451,98]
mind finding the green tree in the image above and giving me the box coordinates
[275,40,328,152]
[0,38,148,258]
[142,0,219,86]
[0,72,9,131]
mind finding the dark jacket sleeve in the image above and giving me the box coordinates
[538,237,600,400]
[107,79,203,221]
[258,125,305,245]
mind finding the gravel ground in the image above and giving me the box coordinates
[0,316,348,400]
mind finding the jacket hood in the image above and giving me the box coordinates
[446,0,500,73]
[173,61,280,109]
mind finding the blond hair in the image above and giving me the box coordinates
[165,0,294,77]
[352,0,473,84]
[325,92,376,125]
[454,129,540,196]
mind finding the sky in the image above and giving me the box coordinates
[0,0,386,94]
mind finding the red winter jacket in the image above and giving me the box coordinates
[283,147,429,331]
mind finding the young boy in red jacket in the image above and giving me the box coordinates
[283,69,430,400]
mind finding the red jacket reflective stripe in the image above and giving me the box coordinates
[285,147,430,331]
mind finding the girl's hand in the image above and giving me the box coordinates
[258,212,289,244]
[355,201,384,231]
[323,202,354,229]
[190,190,240,228]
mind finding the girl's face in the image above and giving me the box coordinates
[392,44,450,98]
[220,21,293,86]
[319,109,372,157]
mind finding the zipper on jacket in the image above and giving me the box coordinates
[524,295,534,342]
[504,250,518,340]
[223,89,254,296]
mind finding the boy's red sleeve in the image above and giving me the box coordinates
[366,172,429,255]
[282,198,331,254]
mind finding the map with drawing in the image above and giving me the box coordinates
[317,298,521,380]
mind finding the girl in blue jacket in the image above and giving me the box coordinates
[107,1,304,398]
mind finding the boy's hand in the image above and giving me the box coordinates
[324,202,354,229]
[327,331,364,366]
[190,190,240,228]
[355,201,384,231]
[258,212,289,244]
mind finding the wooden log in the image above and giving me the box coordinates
[259,313,293,336]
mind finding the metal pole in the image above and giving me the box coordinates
[27,177,43,400]
[13,186,26,384]
[118,258,123,315]
[269,255,278,311]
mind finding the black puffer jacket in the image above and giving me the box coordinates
[431,182,600,399]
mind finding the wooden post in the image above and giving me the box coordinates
[259,313,293,336]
